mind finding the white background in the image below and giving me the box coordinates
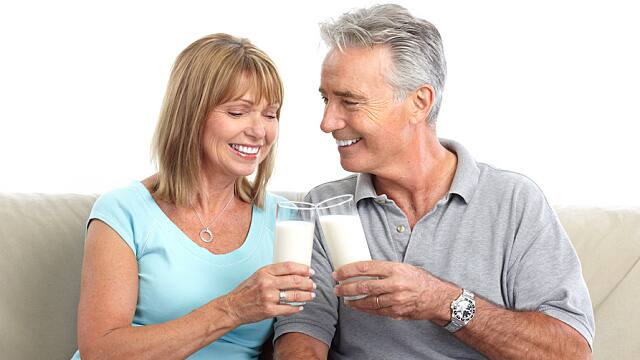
[1,0,638,206]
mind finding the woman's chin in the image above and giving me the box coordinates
[231,166,259,178]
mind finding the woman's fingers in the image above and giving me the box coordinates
[272,303,304,317]
[273,274,316,291]
[266,262,312,277]
[278,289,316,304]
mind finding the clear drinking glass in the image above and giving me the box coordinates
[274,200,316,305]
[316,194,374,300]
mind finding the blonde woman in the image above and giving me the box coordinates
[71,34,315,359]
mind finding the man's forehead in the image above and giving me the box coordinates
[320,47,393,97]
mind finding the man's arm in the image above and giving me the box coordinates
[274,333,329,360]
[449,294,591,360]
[335,261,592,360]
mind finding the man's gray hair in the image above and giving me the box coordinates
[320,4,446,124]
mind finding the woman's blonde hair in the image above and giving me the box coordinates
[151,33,283,208]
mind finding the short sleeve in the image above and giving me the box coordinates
[88,188,138,257]
[507,179,595,347]
[266,193,288,230]
[273,192,339,346]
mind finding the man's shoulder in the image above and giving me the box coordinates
[478,162,543,195]
[475,162,551,216]
[305,174,359,202]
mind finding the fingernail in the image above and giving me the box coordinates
[311,292,316,299]
[299,306,304,311]
[310,268,316,276]
[312,282,317,290]
[331,271,337,280]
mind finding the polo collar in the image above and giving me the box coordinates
[353,138,480,204]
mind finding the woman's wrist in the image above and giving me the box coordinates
[195,296,240,337]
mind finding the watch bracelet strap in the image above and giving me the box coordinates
[444,318,464,332]
[444,289,475,333]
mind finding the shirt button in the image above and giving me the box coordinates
[396,224,405,233]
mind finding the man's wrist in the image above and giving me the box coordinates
[422,279,460,325]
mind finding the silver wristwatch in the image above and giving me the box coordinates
[445,289,476,333]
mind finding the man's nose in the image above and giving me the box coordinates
[320,103,345,133]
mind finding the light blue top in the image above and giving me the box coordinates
[72,181,282,359]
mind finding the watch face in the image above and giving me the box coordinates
[453,299,476,322]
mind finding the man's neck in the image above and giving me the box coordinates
[372,136,457,228]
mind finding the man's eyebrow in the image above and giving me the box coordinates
[318,88,367,101]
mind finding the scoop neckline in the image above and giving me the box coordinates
[132,181,265,266]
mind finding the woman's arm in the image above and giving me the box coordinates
[77,220,314,359]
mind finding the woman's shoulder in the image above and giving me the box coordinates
[93,181,150,213]
[253,192,286,227]
[265,192,288,207]
[90,181,156,258]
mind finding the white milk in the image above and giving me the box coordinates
[319,214,371,268]
[274,220,314,266]
[319,214,373,300]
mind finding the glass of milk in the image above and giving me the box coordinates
[316,194,373,300]
[274,200,316,305]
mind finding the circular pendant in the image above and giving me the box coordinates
[199,228,214,243]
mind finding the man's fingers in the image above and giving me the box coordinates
[333,260,394,281]
[334,278,389,297]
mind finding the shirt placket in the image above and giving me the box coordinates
[375,196,412,261]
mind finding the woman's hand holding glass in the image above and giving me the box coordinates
[273,201,317,305]
[221,262,315,325]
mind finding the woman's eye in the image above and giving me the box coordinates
[263,114,277,119]
[228,112,243,117]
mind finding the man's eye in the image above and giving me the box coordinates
[344,99,359,106]
[228,112,243,117]
[263,114,277,119]
[320,96,328,104]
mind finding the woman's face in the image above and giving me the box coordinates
[201,88,279,179]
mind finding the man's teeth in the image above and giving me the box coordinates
[230,144,259,154]
[336,138,362,147]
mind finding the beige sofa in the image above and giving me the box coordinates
[1,191,638,359]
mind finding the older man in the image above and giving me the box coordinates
[274,4,594,359]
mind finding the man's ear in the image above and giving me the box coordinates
[409,84,435,125]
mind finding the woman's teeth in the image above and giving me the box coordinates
[230,144,259,154]
[336,138,362,147]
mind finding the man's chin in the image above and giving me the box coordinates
[339,157,368,174]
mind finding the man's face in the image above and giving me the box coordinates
[319,46,414,174]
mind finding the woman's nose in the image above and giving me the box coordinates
[245,114,267,139]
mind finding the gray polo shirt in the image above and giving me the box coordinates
[274,139,595,359]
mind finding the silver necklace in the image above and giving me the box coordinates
[191,192,234,243]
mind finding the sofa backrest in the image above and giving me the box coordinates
[0,192,638,359]
[0,193,97,360]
